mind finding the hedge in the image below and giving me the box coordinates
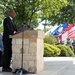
[44,43,60,57]
[57,45,73,57]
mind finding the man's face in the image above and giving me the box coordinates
[11,10,16,18]
[9,10,16,18]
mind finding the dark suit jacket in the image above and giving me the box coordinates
[3,17,17,41]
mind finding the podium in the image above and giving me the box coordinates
[11,30,44,73]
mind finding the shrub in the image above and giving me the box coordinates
[57,45,73,57]
[44,35,58,45]
[44,43,60,57]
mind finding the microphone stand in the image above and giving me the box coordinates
[13,23,35,75]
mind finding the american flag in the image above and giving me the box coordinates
[68,26,75,38]
[59,23,74,41]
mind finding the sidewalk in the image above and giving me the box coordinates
[0,57,75,75]
[61,64,75,75]
[37,57,75,75]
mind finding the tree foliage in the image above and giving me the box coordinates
[0,26,3,33]
[49,0,75,25]
[0,0,68,31]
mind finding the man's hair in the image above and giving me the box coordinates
[8,9,15,14]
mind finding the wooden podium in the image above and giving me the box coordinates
[11,30,44,73]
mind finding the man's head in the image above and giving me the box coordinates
[8,9,16,18]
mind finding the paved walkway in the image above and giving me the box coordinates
[0,57,75,75]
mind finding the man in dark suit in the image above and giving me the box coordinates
[2,9,17,72]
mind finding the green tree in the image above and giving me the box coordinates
[0,0,68,31]
[0,26,3,33]
[49,0,75,25]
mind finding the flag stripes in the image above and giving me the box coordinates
[68,30,75,38]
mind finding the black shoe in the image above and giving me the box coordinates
[8,67,12,71]
[2,67,12,72]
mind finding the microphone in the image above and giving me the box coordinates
[22,22,30,30]
[22,22,27,30]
